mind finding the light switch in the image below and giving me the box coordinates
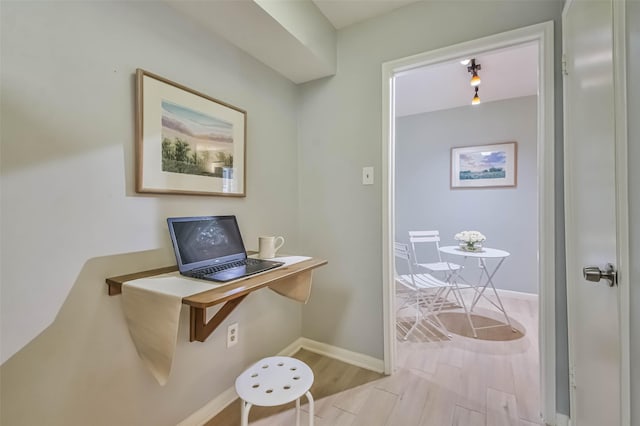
[362,167,374,185]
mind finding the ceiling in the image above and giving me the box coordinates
[311,0,419,29]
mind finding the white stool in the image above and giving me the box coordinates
[235,356,315,426]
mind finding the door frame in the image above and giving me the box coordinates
[562,0,630,423]
[381,22,557,423]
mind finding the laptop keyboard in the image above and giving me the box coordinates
[193,258,262,277]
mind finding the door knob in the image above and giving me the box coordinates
[583,263,617,287]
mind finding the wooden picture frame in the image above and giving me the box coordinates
[135,69,246,196]
[451,142,517,189]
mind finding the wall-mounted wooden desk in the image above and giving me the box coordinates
[106,257,327,342]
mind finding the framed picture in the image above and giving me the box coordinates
[136,69,246,196]
[451,142,517,188]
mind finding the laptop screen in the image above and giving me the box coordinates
[167,216,246,271]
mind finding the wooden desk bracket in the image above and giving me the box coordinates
[190,296,247,342]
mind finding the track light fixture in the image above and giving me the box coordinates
[467,58,482,105]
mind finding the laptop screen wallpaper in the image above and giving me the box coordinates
[172,217,244,265]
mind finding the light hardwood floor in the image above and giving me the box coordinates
[207,292,541,425]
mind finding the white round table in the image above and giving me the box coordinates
[439,245,513,337]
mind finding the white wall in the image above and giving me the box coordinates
[0,2,302,425]
[296,0,568,415]
[395,96,538,294]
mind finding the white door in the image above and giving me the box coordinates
[563,0,626,424]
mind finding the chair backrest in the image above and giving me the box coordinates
[395,241,451,293]
[408,230,443,263]
[394,242,416,288]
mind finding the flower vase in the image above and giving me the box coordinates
[460,242,482,252]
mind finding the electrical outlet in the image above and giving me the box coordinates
[227,322,239,348]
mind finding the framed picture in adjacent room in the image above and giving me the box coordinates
[135,69,246,196]
[451,141,517,189]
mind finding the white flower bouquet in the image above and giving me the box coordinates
[454,231,486,251]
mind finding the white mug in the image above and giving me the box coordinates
[258,236,285,259]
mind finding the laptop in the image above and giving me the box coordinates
[167,215,284,282]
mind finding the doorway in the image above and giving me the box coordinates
[381,22,556,424]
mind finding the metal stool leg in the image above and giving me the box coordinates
[295,397,300,426]
[306,391,315,426]
[240,400,252,426]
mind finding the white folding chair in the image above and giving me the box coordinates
[394,242,452,340]
[408,230,467,307]
[408,230,462,277]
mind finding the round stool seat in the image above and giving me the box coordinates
[235,356,314,407]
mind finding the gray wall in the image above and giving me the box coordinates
[627,0,639,421]
[297,0,569,416]
[0,2,302,425]
[395,96,539,294]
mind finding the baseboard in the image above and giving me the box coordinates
[495,288,539,301]
[297,337,385,373]
[278,337,305,356]
[556,413,570,426]
[176,386,238,426]
[177,337,384,425]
